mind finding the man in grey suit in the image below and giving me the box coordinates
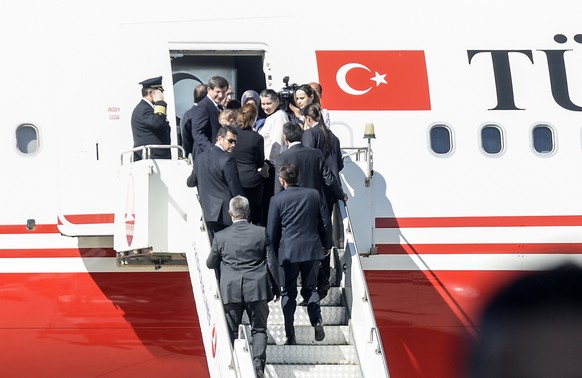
[267,162,332,345]
[207,196,280,378]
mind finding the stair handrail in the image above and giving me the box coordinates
[232,324,256,378]
[120,144,187,165]
[339,200,390,377]
[183,188,255,377]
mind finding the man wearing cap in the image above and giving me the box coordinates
[131,76,171,160]
[190,76,229,160]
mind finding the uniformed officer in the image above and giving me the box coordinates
[131,76,171,160]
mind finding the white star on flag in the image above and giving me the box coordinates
[370,71,387,86]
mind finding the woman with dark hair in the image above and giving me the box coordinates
[302,103,344,298]
[231,103,266,225]
[289,84,322,128]
[308,82,330,128]
[303,103,343,183]
[259,89,288,162]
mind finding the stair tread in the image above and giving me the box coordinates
[264,364,363,378]
[266,325,351,345]
[269,286,343,306]
[267,305,346,326]
[266,344,358,365]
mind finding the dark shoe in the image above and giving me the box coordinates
[314,323,325,341]
[298,299,307,306]
[284,336,297,345]
[253,359,265,378]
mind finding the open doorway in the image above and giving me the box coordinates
[170,51,266,124]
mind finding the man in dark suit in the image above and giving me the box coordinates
[274,122,346,299]
[180,83,207,160]
[274,122,344,203]
[187,125,244,239]
[130,76,171,160]
[190,76,229,160]
[267,162,332,345]
[206,195,280,378]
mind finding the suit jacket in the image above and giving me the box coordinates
[190,96,222,159]
[207,220,280,304]
[131,99,171,160]
[274,143,343,203]
[231,128,265,188]
[302,124,344,182]
[267,185,331,265]
[189,145,244,225]
[302,125,344,204]
[180,104,197,159]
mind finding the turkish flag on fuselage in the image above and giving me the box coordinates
[315,50,431,110]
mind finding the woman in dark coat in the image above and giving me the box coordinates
[302,103,344,189]
[231,103,266,225]
[302,103,345,297]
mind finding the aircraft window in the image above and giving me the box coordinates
[481,125,503,154]
[15,124,39,155]
[532,124,554,154]
[429,125,452,155]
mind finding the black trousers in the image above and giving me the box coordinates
[205,221,227,243]
[260,163,275,227]
[223,300,270,368]
[318,200,338,290]
[243,182,264,226]
[280,259,321,337]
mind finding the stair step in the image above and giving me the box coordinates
[319,286,342,306]
[265,363,363,378]
[266,325,351,345]
[268,303,346,326]
[275,286,343,306]
[243,324,351,345]
[266,345,358,365]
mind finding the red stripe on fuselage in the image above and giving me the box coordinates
[61,213,115,224]
[375,215,582,228]
[0,213,114,235]
[5,214,579,234]
[0,248,116,258]
[376,243,582,254]
[0,224,60,234]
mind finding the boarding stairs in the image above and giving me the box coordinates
[111,144,389,378]
[261,243,362,377]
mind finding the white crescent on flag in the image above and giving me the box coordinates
[336,63,372,96]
